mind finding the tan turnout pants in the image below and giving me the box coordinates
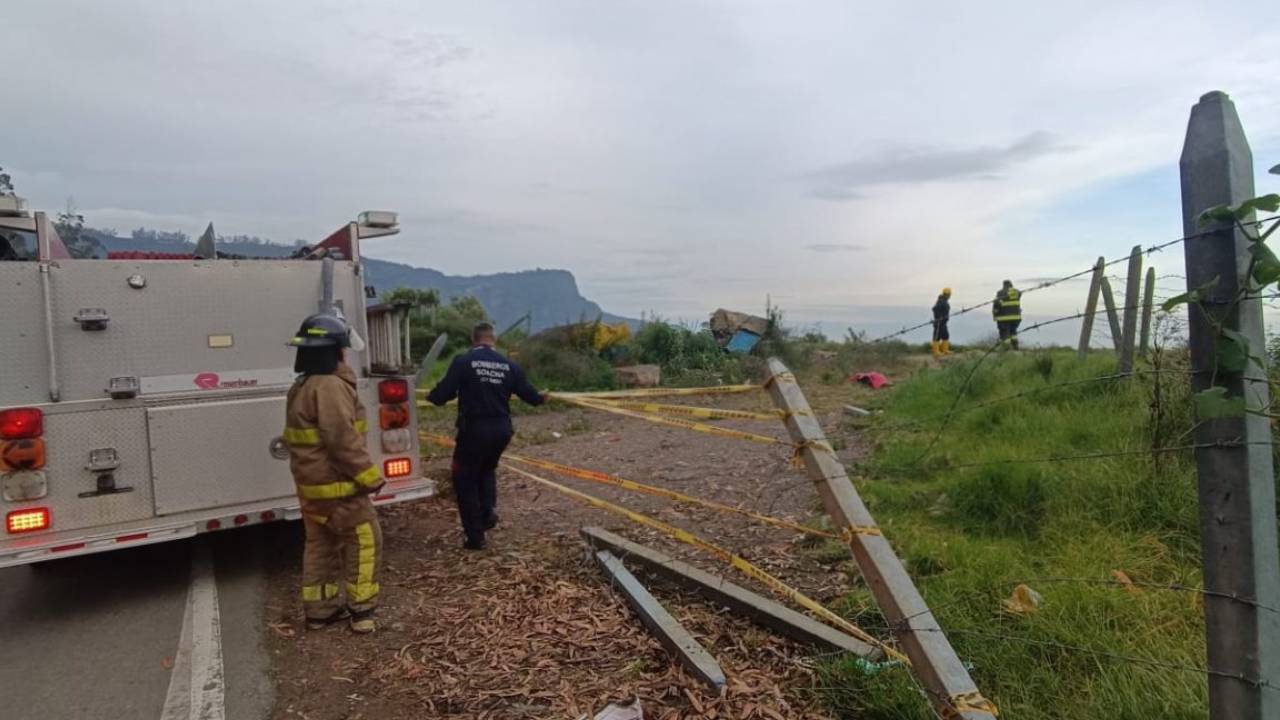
[300,495,383,619]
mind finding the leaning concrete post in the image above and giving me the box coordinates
[1119,246,1143,372]
[765,360,995,719]
[1139,266,1156,356]
[1077,257,1105,359]
[1099,277,1123,354]
[1180,90,1280,720]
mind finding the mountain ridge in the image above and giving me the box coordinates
[84,229,634,332]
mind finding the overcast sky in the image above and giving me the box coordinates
[8,1,1280,340]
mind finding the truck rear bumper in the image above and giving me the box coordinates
[0,478,434,568]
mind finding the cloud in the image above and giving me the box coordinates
[803,131,1073,201]
[804,243,865,253]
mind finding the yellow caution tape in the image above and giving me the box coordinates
[421,432,835,539]
[763,371,796,389]
[568,396,789,422]
[501,462,907,664]
[943,691,999,718]
[557,395,793,447]
[554,384,761,399]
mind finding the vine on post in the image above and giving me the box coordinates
[1163,170,1280,419]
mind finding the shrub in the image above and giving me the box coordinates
[519,337,618,392]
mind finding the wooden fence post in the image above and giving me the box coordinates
[1139,266,1156,356]
[1179,90,1280,720]
[764,360,995,719]
[1077,257,1105,359]
[1099,277,1123,354]
[1119,246,1143,372]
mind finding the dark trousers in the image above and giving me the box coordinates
[997,320,1021,348]
[451,418,513,544]
[932,320,949,342]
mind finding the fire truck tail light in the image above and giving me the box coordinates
[384,458,412,478]
[1,438,46,470]
[378,379,410,404]
[381,428,411,454]
[379,403,410,430]
[7,507,51,534]
[0,408,43,439]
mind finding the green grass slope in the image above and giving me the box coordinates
[817,349,1226,719]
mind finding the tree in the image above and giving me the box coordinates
[0,165,13,196]
[382,287,441,314]
[54,197,103,259]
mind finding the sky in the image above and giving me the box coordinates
[7,1,1280,343]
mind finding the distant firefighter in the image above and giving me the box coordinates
[993,280,1022,349]
[931,287,952,357]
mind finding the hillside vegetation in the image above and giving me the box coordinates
[814,348,1231,719]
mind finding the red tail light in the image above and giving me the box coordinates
[0,408,43,439]
[7,507,51,534]
[378,379,410,404]
[384,457,412,478]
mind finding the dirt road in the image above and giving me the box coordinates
[267,380,881,719]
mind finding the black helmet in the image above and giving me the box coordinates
[286,313,351,348]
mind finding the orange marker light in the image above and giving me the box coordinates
[379,403,410,430]
[6,507,51,534]
[1,438,46,470]
[384,457,412,478]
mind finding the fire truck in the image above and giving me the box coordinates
[0,197,433,567]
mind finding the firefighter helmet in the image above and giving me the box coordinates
[286,313,352,348]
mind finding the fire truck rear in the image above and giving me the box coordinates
[0,198,432,567]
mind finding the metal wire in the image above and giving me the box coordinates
[867,215,1280,344]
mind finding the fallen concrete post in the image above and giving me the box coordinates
[582,527,880,660]
[593,549,726,689]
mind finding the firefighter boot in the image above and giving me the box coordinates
[930,340,941,357]
[941,340,952,355]
[349,609,376,634]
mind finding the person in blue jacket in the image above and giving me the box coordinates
[426,323,546,549]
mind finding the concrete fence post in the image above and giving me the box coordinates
[1119,245,1143,372]
[1077,257,1105,359]
[1099,277,1123,354]
[1179,90,1280,720]
[1139,266,1155,356]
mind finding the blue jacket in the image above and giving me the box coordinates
[426,345,544,426]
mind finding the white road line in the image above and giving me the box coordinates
[160,541,226,720]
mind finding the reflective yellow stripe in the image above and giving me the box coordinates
[348,522,378,603]
[353,418,368,433]
[323,583,339,599]
[283,427,320,446]
[301,584,322,602]
[296,481,357,500]
[353,465,381,488]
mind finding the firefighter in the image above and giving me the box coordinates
[426,322,547,550]
[283,313,384,633]
[931,287,952,356]
[993,280,1022,349]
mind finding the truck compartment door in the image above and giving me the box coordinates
[147,396,294,515]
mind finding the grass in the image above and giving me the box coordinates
[813,348,1216,719]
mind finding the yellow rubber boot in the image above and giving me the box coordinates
[941,340,952,355]
[930,340,941,357]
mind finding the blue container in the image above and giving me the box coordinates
[727,329,762,354]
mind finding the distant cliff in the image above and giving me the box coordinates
[90,229,631,332]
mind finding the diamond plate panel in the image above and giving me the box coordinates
[148,395,296,514]
[35,259,362,403]
[0,264,52,406]
[32,406,157,531]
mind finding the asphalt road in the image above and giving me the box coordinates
[0,524,295,720]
